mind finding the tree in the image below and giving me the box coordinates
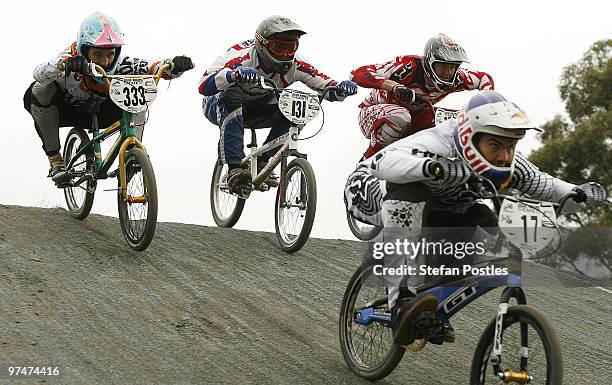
[529,39,611,226]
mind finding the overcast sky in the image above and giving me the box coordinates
[2,0,610,240]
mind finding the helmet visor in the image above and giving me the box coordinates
[267,38,299,60]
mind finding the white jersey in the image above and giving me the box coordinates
[355,119,580,213]
[33,42,180,112]
[198,39,341,103]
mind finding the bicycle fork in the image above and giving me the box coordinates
[490,287,533,383]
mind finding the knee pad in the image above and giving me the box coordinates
[218,85,246,113]
[376,113,412,146]
[31,82,59,107]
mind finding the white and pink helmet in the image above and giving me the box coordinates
[76,12,125,74]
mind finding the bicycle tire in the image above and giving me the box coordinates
[339,260,406,380]
[210,163,246,227]
[117,148,158,251]
[63,127,96,219]
[274,158,316,253]
[470,304,563,384]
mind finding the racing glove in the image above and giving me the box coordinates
[425,158,472,186]
[337,80,358,96]
[63,56,88,75]
[573,182,607,205]
[171,55,194,74]
[391,85,421,104]
[232,67,259,84]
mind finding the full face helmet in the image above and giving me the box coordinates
[254,15,306,74]
[76,12,125,75]
[453,91,542,189]
[423,33,469,92]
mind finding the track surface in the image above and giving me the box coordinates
[0,205,610,384]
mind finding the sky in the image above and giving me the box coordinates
[1,0,610,240]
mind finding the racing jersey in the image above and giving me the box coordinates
[198,39,342,102]
[33,42,181,112]
[358,119,580,213]
[350,55,494,111]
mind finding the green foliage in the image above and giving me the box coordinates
[529,39,611,225]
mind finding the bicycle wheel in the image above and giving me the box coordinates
[63,128,96,219]
[339,261,405,380]
[470,305,562,385]
[117,148,158,251]
[274,158,316,253]
[346,210,382,241]
[210,163,246,227]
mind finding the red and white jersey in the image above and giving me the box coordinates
[33,42,179,110]
[350,55,494,111]
[198,39,341,101]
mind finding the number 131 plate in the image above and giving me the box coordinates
[278,89,320,125]
[109,77,157,113]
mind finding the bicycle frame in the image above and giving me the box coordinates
[63,62,170,202]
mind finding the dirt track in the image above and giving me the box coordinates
[0,205,610,385]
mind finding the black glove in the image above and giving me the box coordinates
[64,56,88,75]
[391,85,421,104]
[171,55,194,74]
[426,158,472,185]
[574,182,607,205]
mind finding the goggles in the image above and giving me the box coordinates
[266,38,299,58]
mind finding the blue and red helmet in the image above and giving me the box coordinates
[453,91,542,189]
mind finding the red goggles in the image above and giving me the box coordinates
[266,38,299,58]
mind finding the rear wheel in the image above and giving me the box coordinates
[274,158,316,253]
[210,163,246,227]
[63,128,96,219]
[339,260,405,380]
[117,148,158,251]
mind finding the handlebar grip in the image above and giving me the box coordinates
[571,189,587,203]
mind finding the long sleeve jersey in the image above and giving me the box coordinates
[33,42,182,112]
[359,119,580,213]
[198,39,343,102]
[350,55,494,111]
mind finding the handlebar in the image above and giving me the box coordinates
[257,76,338,102]
[462,174,582,216]
[88,62,172,88]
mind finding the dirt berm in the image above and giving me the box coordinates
[0,205,610,384]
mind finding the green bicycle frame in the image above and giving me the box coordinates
[65,110,147,202]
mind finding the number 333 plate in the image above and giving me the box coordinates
[278,89,320,125]
[109,77,157,113]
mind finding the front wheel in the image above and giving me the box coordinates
[346,211,382,241]
[470,305,562,385]
[210,163,246,227]
[274,158,316,253]
[63,128,96,219]
[117,148,158,251]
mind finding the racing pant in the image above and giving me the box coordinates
[358,103,435,159]
[203,85,292,169]
[344,167,497,308]
[24,81,123,157]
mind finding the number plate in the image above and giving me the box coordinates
[109,77,157,113]
[498,198,558,255]
[278,89,320,125]
[434,108,458,125]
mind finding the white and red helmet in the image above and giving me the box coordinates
[453,91,542,188]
